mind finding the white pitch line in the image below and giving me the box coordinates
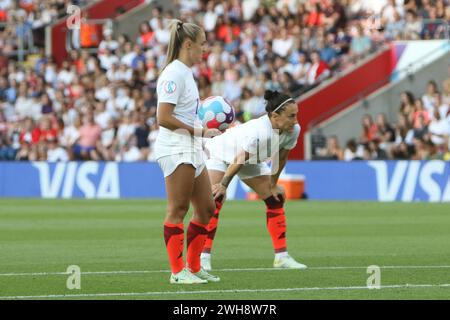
[1,265,450,277]
[1,283,449,300]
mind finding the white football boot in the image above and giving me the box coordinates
[273,254,308,269]
[193,268,220,282]
[170,268,208,284]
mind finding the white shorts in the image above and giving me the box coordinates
[157,153,206,178]
[206,157,271,180]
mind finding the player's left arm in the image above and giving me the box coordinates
[270,124,300,200]
[271,148,290,187]
[269,148,290,201]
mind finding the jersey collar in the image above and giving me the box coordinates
[174,59,192,73]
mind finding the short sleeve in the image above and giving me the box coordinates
[157,71,184,106]
[242,135,260,154]
[283,124,301,150]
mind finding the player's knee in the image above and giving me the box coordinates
[167,203,189,219]
[264,195,285,209]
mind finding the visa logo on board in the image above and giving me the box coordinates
[369,161,450,202]
[32,162,120,199]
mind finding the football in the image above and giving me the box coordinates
[198,96,235,131]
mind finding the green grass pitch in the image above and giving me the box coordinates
[0,199,449,300]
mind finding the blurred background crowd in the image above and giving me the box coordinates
[314,74,450,161]
[0,0,449,161]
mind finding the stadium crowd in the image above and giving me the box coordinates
[316,71,450,161]
[0,0,449,161]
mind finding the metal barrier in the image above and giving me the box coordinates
[422,19,449,40]
[0,21,36,62]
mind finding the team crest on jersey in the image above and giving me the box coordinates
[163,80,177,94]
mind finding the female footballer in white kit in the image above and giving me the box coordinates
[155,20,221,284]
[201,90,308,271]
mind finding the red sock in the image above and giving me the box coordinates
[203,200,223,254]
[264,196,287,253]
[164,222,185,274]
[186,220,208,273]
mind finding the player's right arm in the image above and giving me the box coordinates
[157,102,199,135]
[157,102,221,138]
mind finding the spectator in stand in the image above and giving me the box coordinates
[46,137,69,162]
[422,80,439,111]
[385,10,406,40]
[399,90,415,118]
[115,135,141,162]
[94,100,112,130]
[15,141,35,161]
[134,114,150,160]
[306,2,324,27]
[428,108,450,151]
[391,140,412,159]
[411,98,431,129]
[317,135,344,160]
[394,113,414,146]
[434,92,449,120]
[136,22,154,49]
[381,0,404,27]
[319,33,340,70]
[403,9,422,40]
[364,139,388,160]
[202,1,218,32]
[349,23,372,62]
[116,112,136,150]
[98,28,119,55]
[40,92,53,115]
[272,28,294,58]
[343,138,363,161]
[359,114,378,144]
[58,116,80,159]
[97,118,117,161]
[33,116,58,144]
[305,51,331,86]
[323,0,347,33]
[375,113,395,151]
[413,114,429,141]
[414,138,438,160]
[72,112,101,160]
[0,128,16,160]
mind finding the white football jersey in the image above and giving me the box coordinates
[206,115,300,164]
[155,59,203,158]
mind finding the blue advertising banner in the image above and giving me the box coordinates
[0,161,449,201]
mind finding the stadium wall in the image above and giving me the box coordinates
[0,161,449,202]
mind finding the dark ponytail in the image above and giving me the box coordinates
[264,90,294,115]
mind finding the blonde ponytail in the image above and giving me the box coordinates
[162,19,203,71]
